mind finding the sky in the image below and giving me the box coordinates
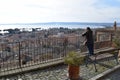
[0,0,120,24]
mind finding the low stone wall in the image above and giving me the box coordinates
[80,40,112,52]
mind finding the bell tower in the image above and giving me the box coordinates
[113,21,117,31]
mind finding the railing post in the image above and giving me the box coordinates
[18,42,21,67]
[110,34,113,42]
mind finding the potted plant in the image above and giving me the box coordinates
[64,51,84,80]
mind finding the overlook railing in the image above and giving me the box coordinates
[0,36,112,74]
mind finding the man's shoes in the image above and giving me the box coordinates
[88,54,95,56]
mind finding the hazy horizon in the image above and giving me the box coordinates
[1,22,120,25]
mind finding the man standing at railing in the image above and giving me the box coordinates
[82,27,94,56]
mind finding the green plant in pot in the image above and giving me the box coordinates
[64,51,84,80]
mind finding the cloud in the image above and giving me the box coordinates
[0,0,120,23]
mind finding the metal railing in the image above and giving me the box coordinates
[0,36,81,72]
[0,35,112,74]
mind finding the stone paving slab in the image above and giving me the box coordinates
[97,65,120,80]
[89,64,120,80]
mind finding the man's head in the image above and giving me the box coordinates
[87,27,91,31]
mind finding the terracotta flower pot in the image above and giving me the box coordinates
[68,65,80,80]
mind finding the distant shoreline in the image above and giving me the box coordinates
[1,22,120,25]
[0,22,119,32]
